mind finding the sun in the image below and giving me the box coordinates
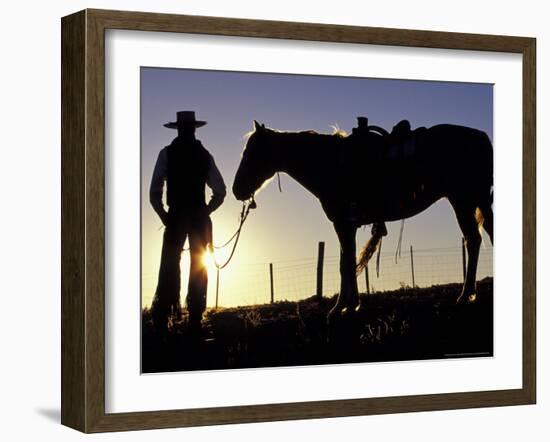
[202,250,217,273]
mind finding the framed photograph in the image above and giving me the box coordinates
[61,9,536,433]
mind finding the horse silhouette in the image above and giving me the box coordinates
[233,119,493,319]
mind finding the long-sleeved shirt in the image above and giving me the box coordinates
[149,143,226,217]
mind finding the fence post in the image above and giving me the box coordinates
[365,265,370,294]
[410,245,415,288]
[316,241,325,300]
[461,237,467,283]
[269,263,274,304]
[215,268,220,308]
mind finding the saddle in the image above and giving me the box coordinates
[333,117,426,223]
[345,116,429,166]
[386,119,416,161]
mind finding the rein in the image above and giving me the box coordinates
[211,197,255,270]
[213,168,280,269]
[170,198,255,269]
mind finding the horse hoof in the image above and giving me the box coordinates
[341,306,357,316]
[327,298,359,322]
[456,292,477,305]
[327,304,352,323]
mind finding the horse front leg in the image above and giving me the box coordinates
[328,221,359,319]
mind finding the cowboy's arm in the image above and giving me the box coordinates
[206,154,226,214]
[149,149,169,225]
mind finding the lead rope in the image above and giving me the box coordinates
[159,198,255,259]
[212,197,255,270]
[214,170,277,270]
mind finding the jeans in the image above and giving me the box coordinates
[151,208,212,329]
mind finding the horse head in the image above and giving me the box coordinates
[233,120,278,201]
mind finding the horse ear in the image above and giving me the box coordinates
[253,120,262,131]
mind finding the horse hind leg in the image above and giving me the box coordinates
[477,199,494,245]
[450,200,482,304]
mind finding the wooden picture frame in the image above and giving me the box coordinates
[61,8,536,433]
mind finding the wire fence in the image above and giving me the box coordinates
[142,242,493,308]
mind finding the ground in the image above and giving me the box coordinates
[141,278,493,373]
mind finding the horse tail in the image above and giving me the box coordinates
[481,130,493,198]
[356,227,385,275]
[475,131,494,243]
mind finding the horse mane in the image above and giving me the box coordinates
[242,125,349,157]
[246,125,348,139]
[242,129,255,140]
[292,127,348,138]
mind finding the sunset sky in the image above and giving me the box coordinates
[141,67,493,308]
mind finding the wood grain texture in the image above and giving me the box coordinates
[61,10,86,432]
[522,38,536,404]
[88,8,532,52]
[60,8,537,433]
[90,389,531,433]
[85,9,107,432]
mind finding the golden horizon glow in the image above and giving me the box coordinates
[140,66,494,310]
[202,250,217,274]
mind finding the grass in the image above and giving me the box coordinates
[141,277,493,373]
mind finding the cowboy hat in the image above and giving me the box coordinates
[163,111,207,129]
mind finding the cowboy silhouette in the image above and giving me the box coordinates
[149,111,226,334]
